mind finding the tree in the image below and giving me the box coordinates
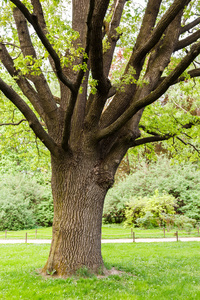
[0,0,200,276]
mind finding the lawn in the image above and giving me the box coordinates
[0,242,200,299]
[0,224,199,240]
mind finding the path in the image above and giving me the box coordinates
[0,237,200,244]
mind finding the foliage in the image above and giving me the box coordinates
[124,190,176,228]
[0,94,51,174]
[0,198,35,231]
[0,172,53,230]
[104,157,200,223]
[174,215,196,230]
[160,213,175,231]
[103,192,126,224]
[139,81,200,163]
[34,199,54,227]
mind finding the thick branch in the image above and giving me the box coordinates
[61,92,77,150]
[74,0,94,90]
[0,42,46,120]
[61,1,94,150]
[180,17,200,34]
[134,0,162,50]
[13,7,58,125]
[90,0,111,92]
[0,78,60,157]
[103,0,127,77]
[10,0,75,92]
[133,134,173,147]
[175,29,200,51]
[97,40,200,140]
[132,0,191,64]
[31,0,46,30]
[159,68,200,86]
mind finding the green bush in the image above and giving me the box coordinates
[0,173,53,230]
[0,198,36,231]
[103,157,200,223]
[35,200,54,227]
[124,190,176,228]
[160,213,175,231]
[135,211,157,229]
[174,215,196,230]
[103,191,126,223]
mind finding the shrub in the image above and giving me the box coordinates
[174,215,196,230]
[103,157,200,223]
[103,193,126,223]
[184,223,193,234]
[0,172,53,230]
[135,211,157,229]
[35,200,54,227]
[160,213,175,231]
[124,190,176,228]
[0,198,36,230]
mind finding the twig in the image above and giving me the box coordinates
[176,136,200,154]
[0,119,27,126]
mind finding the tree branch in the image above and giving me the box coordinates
[139,124,162,136]
[0,42,47,120]
[10,0,75,92]
[180,17,200,34]
[159,68,200,86]
[133,134,173,147]
[131,0,191,64]
[89,0,111,92]
[74,0,94,90]
[176,136,200,154]
[0,119,27,126]
[103,0,127,77]
[61,0,95,150]
[175,29,200,51]
[0,78,60,157]
[97,39,200,140]
[12,7,59,125]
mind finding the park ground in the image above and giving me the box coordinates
[0,241,200,299]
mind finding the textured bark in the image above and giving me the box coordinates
[42,153,112,276]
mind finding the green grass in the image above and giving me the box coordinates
[0,242,200,299]
[0,225,199,240]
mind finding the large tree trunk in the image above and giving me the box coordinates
[42,153,111,277]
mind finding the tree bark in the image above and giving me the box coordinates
[42,153,111,276]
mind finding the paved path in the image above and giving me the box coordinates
[0,237,200,244]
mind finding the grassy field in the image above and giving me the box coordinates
[0,224,200,240]
[0,242,200,299]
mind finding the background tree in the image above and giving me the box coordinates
[0,0,200,276]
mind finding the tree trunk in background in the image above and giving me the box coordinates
[42,154,111,276]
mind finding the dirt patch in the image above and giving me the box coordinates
[35,267,135,280]
[97,267,136,279]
